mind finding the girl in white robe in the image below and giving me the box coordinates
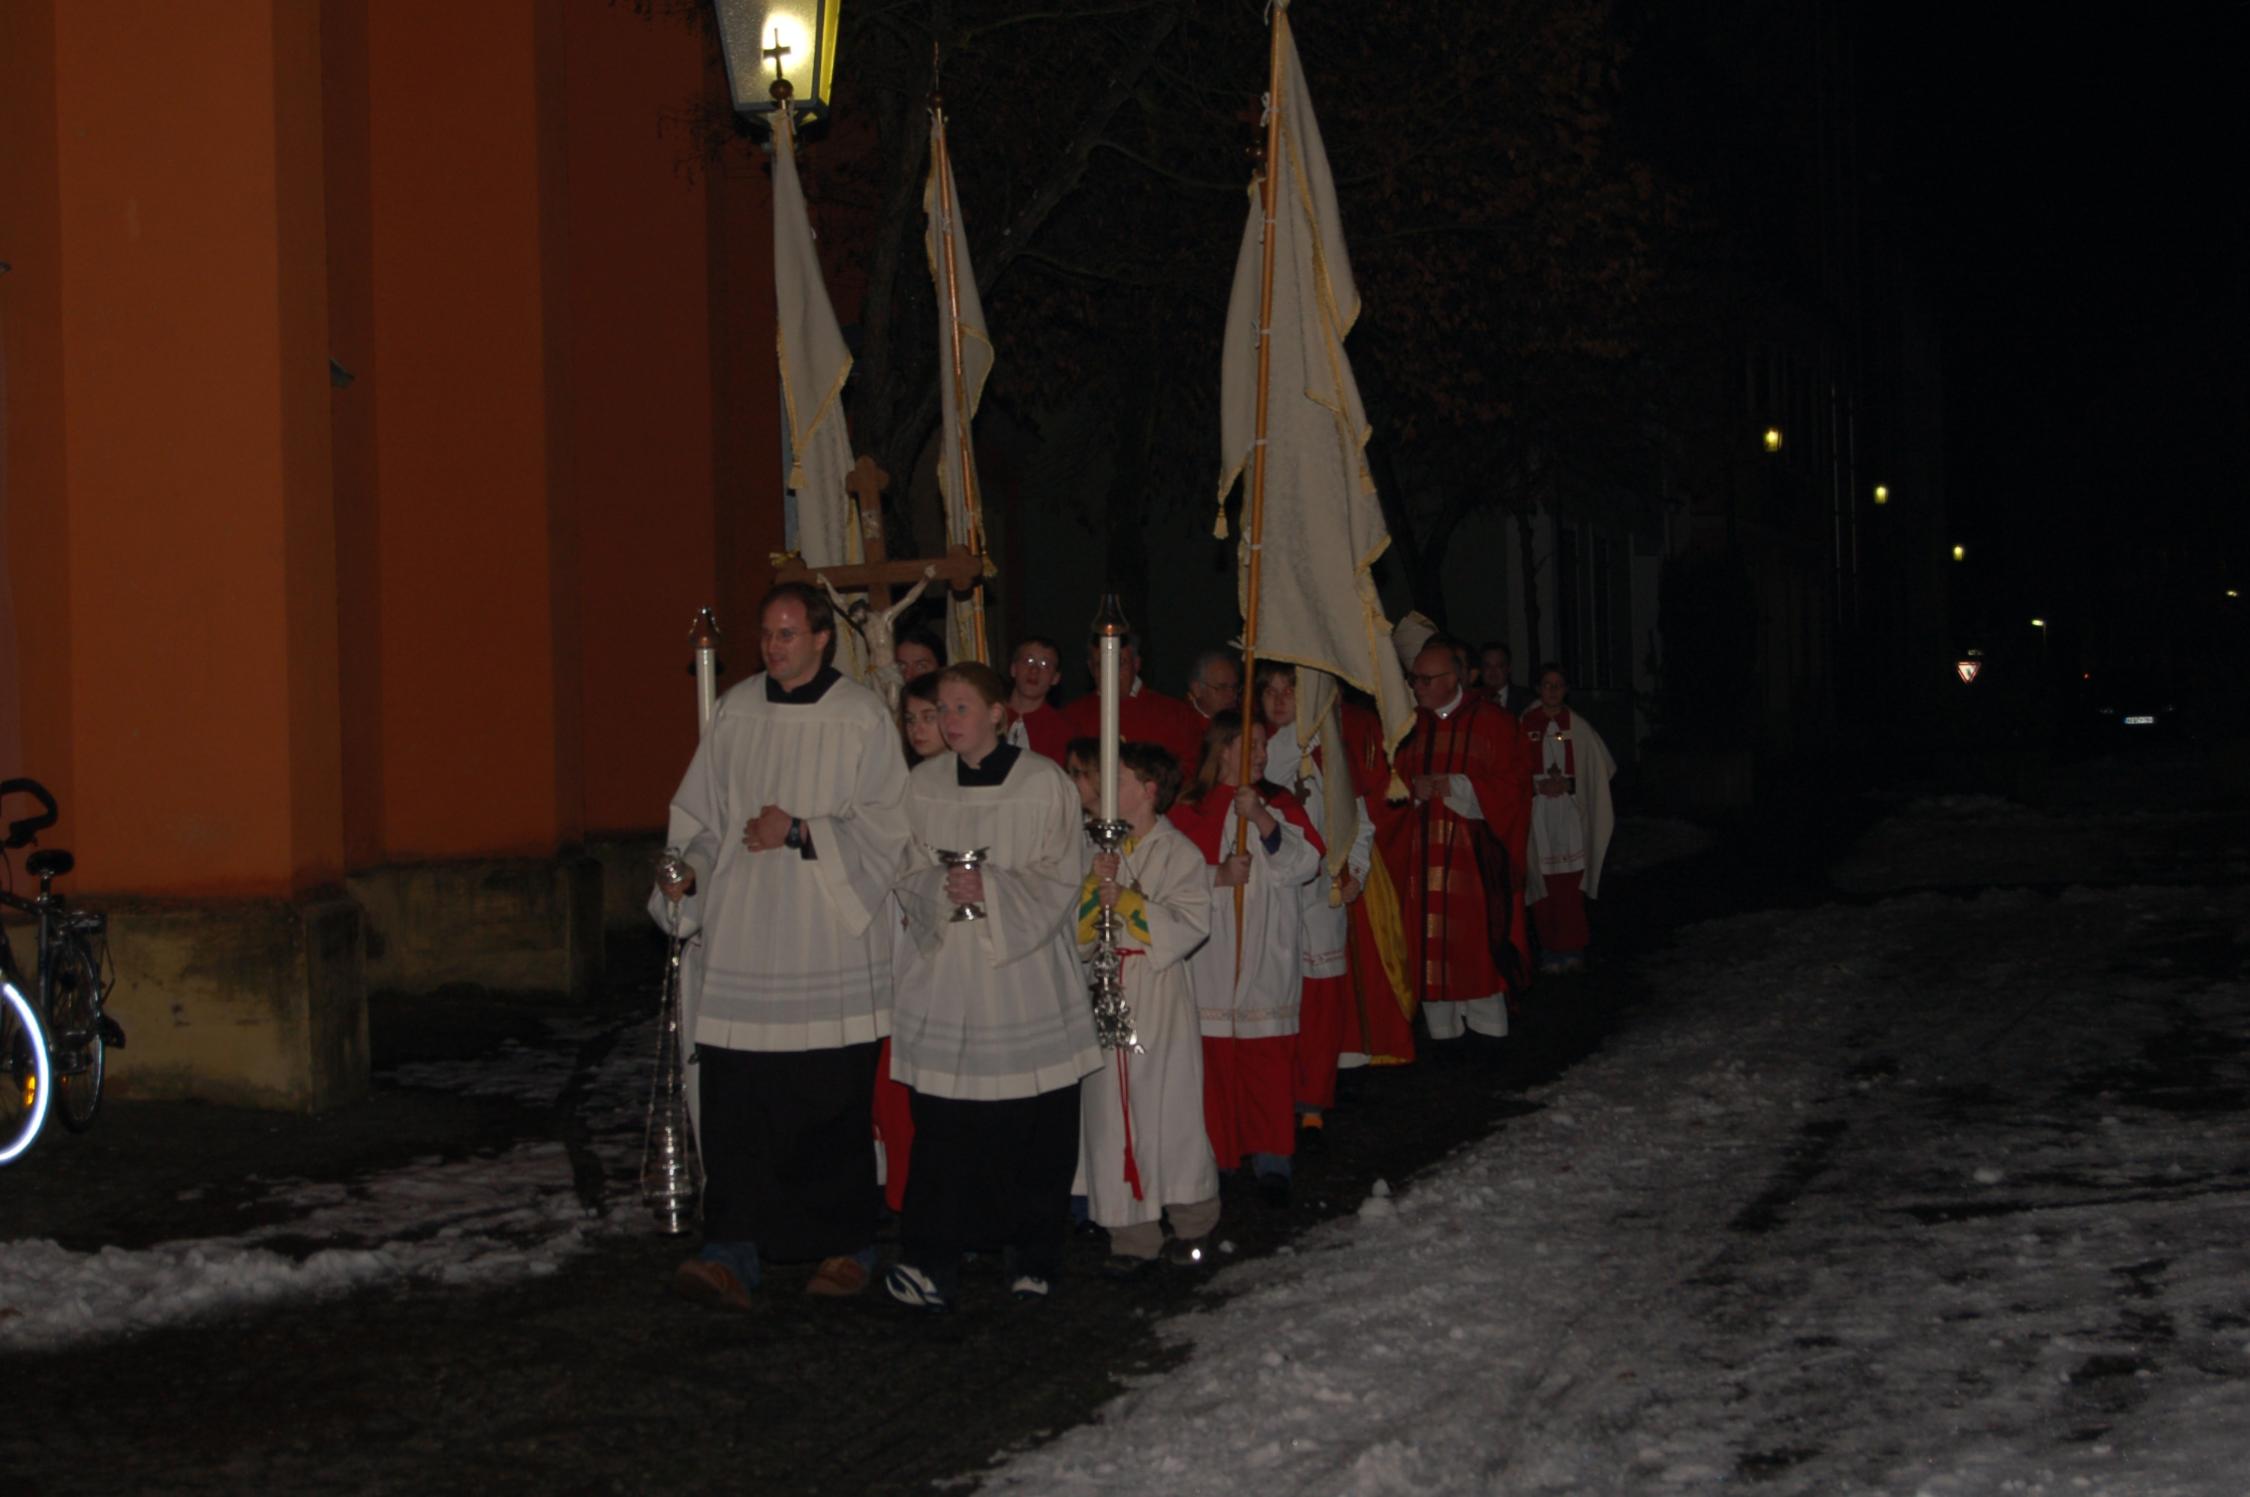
[886,664,1102,1308]
[1169,710,1322,1203]
[1076,742,1220,1272]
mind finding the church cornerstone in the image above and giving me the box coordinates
[348,853,604,996]
[97,894,369,1112]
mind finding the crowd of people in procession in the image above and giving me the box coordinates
[651,582,1616,1313]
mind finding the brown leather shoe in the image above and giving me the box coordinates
[805,1255,871,1297]
[672,1257,753,1311]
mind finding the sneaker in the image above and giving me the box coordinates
[884,1262,951,1312]
[1296,1113,1328,1155]
[1101,1253,1161,1282]
[672,1257,753,1312]
[805,1255,871,1297]
[1008,1274,1051,1301]
[1163,1235,1212,1268]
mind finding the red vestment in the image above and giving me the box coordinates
[1375,694,1534,1007]
[1012,701,1072,763]
[1056,682,1210,781]
[873,1036,915,1213]
[1333,702,1416,1063]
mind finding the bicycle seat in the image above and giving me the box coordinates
[25,848,73,880]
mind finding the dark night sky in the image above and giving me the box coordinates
[1874,3,2249,651]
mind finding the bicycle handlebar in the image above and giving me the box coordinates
[0,778,58,848]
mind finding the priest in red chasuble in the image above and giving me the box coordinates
[1375,639,1535,1048]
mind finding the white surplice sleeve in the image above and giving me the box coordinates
[974,766,1087,968]
[1133,831,1212,974]
[1259,818,1321,886]
[1441,775,1486,822]
[650,699,732,941]
[798,699,912,939]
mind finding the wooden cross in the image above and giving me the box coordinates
[772,456,983,611]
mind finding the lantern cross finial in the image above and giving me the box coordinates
[763,26,793,80]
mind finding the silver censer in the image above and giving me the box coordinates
[640,848,702,1234]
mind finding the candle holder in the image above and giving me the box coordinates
[936,846,991,921]
[1086,817,1139,1051]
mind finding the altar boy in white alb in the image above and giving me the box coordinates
[886,663,1104,1309]
[1076,742,1221,1275]
[655,582,911,1309]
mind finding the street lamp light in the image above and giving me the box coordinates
[1872,483,1889,506]
[1951,544,1966,562]
[1762,427,1783,453]
[2030,617,2046,629]
[715,0,843,119]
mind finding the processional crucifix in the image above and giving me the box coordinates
[773,456,985,710]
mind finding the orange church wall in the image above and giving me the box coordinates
[557,4,725,837]
[361,0,576,862]
[0,0,75,814]
[43,1,341,898]
[320,0,385,872]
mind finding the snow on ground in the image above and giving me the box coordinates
[979,877,2250,1495]
[1834,788,2250,893]
[0,1016,658,1348]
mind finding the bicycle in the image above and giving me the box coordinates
[0,777,122,1162]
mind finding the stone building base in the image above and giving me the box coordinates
[94,894,367,1112]
[347,853,604,996]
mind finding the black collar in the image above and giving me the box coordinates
[766,666,841,705]
[956,741,1022,787]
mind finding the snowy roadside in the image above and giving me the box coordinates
[0,1017,656,1349]
[977,881,2250,1496]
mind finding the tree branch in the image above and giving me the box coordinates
[960,0,1172,43]
[971,0,1185,301]
[1091,138,1245,194]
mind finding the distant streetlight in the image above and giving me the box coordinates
[1762,427,1783,453]
[2030,618,2046,629]
[2229,589,2241,599]
[1951,544,1966,562]
[1872,483,1889,506]
[715,0,843,119]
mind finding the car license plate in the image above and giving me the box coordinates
[2124,715,2157,726]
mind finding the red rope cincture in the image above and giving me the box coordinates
[1115,947,1148,1201]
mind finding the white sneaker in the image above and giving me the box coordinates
[884,1262,950,1311]
[1009,1274,1051,1301]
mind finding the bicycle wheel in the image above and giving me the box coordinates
[0,978,52,1164]
[47,935,105,1133]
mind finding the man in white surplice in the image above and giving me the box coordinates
[654,582,910,1309]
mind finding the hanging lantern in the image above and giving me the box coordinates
[714,0,843,120]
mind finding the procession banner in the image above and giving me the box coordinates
[774,107,866,676]
[1215,0,1414,767]
[925,108,994,666]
